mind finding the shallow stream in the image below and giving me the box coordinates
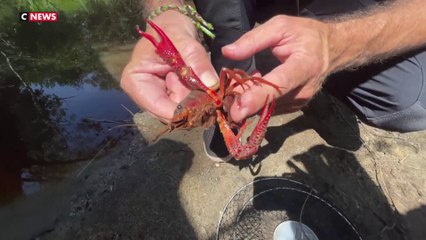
[0,0,143,204]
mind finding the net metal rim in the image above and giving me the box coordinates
[216,177,362,240]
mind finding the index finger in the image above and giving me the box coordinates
[222,16,291,60]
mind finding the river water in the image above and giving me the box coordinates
[0,0,142,204]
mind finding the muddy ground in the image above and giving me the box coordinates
[1,46,426,240]
[2,91,426,240]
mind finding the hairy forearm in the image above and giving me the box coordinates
[327,0,426,72]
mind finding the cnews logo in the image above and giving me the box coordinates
[20,12,58,22]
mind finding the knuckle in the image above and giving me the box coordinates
[302,91,315,100]
[270,15,281,23]
[270,15,289,40]
[310,59,326,77]
[242,33,257,46]
[270,15,287,27]
[300,87,318,101]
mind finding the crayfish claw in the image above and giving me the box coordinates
[145,20,173,46]
[136,20,188,75]
[217,95,276,160]
[135,24,159,48]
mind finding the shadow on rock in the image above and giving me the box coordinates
[283,145,406,240]
[403,205,426,240]
[302,91,363,151]
[45,137,197,240]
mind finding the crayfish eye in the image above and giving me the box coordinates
[208,108,215,115]
[176,104,183,110]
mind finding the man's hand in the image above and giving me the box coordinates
[224,0,426,123]
[120,11,218,122]
[223,15,332,122]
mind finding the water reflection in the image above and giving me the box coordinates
[31,81,137,154]
[0,0,142,204]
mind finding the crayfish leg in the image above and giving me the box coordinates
[219,68,283,97]
[216,95,276,160]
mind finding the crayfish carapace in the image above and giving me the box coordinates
[136,21,281,160]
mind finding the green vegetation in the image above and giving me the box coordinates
[1,0,143,87]
[16,0,112,12]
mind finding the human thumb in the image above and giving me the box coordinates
[181,44,219,90]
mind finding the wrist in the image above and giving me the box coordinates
[326,22,351,73]
[144,0,182,17]
[148,10,198,39]
[146,4,216,40]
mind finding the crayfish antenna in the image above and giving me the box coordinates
[148,126,170,144]
[135,24,159,48]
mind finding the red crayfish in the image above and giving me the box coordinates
[137,21,281,160]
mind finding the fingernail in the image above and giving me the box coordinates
[200,71,219,90]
